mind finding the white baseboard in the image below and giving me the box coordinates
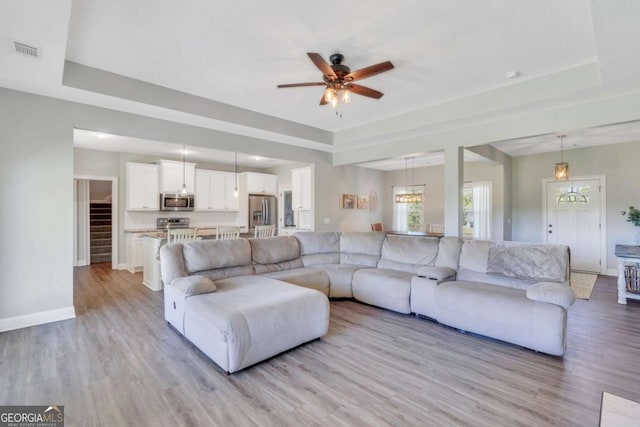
[0,306,76,333]
[118,263,127,270]
[75,259,88,267]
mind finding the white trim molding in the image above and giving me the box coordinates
[0,306,76,333]
[73,174,119,270]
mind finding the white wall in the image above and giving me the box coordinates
[512,140,640,271]
[0,89,75,330]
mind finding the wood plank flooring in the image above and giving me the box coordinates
[1,264,640,426]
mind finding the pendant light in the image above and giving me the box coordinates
[233,152,238,198]
[180,144,188,196]
[554,135,569,181]
[395,157,422,203]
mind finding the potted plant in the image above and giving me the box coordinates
[621,206,640,245]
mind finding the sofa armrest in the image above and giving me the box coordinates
[417,266,456,281]
[526,282,575,309]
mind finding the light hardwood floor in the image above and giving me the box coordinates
[1,264,640,426]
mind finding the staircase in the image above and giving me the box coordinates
[90,202,112,264]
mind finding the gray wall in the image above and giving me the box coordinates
[381,162,506,239]
[512,140,640,271]
[0,89,74,323]
[0,86,331,328]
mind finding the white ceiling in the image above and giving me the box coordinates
[64,0,596,132]
[73,129,295,168]
[2,1,640,167]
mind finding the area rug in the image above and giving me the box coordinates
[600,392,640,426]
[571,272,597,300]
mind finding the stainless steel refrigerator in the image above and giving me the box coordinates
[248,194,277,233]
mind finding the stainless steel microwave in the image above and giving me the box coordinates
[160,193,194,211]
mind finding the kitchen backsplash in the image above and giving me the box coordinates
[124,210,242,231]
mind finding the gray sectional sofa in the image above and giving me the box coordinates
[160,232,574,373]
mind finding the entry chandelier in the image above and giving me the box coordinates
[395,157,423,203]
[554,135,569,181]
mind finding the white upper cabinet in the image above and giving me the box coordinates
[194,169,239,211]
[159,159,196,194]
[126,162,160,210]
[291,166,312,210]
[245,173,277,195]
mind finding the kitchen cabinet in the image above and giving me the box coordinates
[291,166,312,210]
[245,172,277,195]
[125,232,145,273]
[159,159,196,194]
[195,169,239,211]
[126,162,160,210]
[291,166,313,230]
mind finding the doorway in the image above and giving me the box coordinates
[543,177,606,273]
[74,175,119,269]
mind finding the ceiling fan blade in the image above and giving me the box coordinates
[307,53,337,79]
[345,61,394,82]
[347,84,384,99]
[320,94,328,106]
[277,82,326,88]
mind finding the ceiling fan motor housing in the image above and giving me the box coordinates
[328,53,351,80]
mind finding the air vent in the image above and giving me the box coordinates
[9,39,41,59]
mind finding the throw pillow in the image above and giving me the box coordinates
[171,275,217,296]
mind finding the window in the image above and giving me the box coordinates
[393,186,424,231]
[462,181,492,240]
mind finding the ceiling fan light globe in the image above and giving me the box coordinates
[324,88,335,102]
[330,97,338,108]
[341,89,351,104]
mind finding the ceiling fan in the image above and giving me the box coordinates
[277,53,394,108]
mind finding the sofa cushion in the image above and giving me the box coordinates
[458,240,493,273]
[487,242,569,282]
[417,266,456,281]
[526,282,576,309]
[310,263,371,298]
[182,239,252,274]
[435,237,463,270]
[249,236,300,264]
[352,268,413,314]
[260,267,330,295]
[434,280,568,355]
[195,265,255,282]
[184,275,329,373]
[296,232,341,266]
[160,243,188,284]
[252,258,304,275]
[340,232,386,266]
[377,235,439,274]
[171,275,217,296]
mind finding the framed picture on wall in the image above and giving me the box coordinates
[357,195,369,209]
[342,194,355,209]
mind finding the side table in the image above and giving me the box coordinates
[615,244,640,304]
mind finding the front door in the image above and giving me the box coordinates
[546,179,602,272]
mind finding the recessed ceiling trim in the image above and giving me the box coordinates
[62,61,334,146]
